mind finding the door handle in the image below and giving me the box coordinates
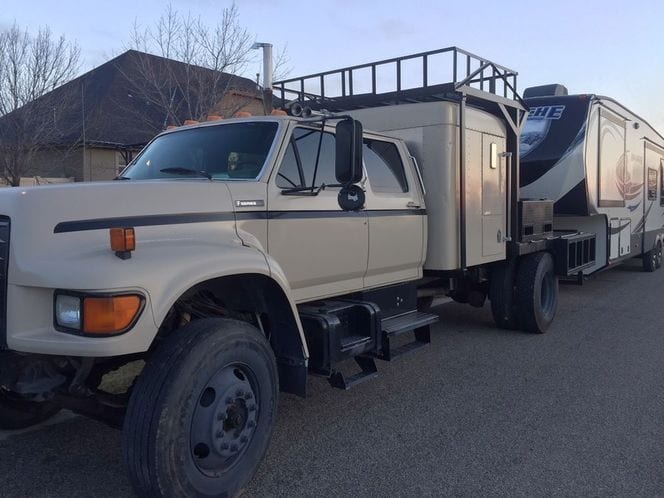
[407,201,421,209]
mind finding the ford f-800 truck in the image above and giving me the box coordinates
[0,48,593,496]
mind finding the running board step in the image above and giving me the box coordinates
[340,334,372,354]
[328,356,378,390]
[382,311,439,336]
[378,311,438,361]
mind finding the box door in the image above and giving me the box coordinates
[481,135,506,259]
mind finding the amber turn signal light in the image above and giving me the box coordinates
[82,295,143,335]
[110,227,135,259]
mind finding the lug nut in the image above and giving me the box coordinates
[231,444,238,452]
[236,389,244,397]
[221,443,229,450]
[240,436,248,443]
[247,420,255,428]
[244,393,252,400]
[249,405,256,412]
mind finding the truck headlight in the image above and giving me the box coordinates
[55,294,81,330]
[54,291,144,336]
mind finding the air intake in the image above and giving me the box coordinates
[523,84,569,98]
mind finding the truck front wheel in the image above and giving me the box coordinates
[515,252,558,333]
[123,318,278,497]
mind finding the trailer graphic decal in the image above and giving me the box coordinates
[616,158,643,210]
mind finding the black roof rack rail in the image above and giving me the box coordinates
[272,46,526,114]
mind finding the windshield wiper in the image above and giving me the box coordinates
[114,176,131,180]
[159,167,212,180]
[282,184,328,196]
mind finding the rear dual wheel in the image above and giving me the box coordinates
[489,252,558,334]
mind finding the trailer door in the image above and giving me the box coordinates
[598,108,626,261]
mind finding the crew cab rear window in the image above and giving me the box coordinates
[363,139,408,193]
[276,128,336,189]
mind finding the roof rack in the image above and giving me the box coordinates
[272,46,525,114]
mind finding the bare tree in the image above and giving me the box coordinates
[120,3,273,130]
[0,23,80,185]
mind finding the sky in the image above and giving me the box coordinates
[3,0,664,131]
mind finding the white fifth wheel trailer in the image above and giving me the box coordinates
[520,85,664,273]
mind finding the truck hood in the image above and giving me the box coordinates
[0,179,236,228]
[0,180,238,286]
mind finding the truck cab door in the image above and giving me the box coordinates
[362,137,426,287]
[267,125,369,302]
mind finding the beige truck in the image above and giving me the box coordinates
[0,48,594,496]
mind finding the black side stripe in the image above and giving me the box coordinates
[54,212,235,233]
[236,209,427,221]
[54,209,427,233]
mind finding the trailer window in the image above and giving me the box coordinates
[276,127,336,189]
[648,168,657,201]
[363,139,408,193]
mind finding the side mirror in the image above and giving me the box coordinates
[335,118,363,184]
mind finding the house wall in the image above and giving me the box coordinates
[29,146,130,182]
[212,92,267,117]
[83,148,125,181]
[29,148,84,181]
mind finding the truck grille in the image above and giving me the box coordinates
[0,217,9,349]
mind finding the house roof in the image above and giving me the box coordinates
[0,49,261,148]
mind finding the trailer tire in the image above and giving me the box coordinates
[515,252,558,334]
[0,391,60,430]
[123,318,278,498]
[489,259,518,330]
[643,244,658,272]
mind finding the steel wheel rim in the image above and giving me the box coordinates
[190,364,259,477]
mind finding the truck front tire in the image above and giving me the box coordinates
[123,318,278,497]
[0,391,60,430]
[515,252,558,333]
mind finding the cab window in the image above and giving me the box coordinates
[276,128,336,189]
[363,139,408,193]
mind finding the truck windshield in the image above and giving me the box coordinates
[120,121,278,181]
